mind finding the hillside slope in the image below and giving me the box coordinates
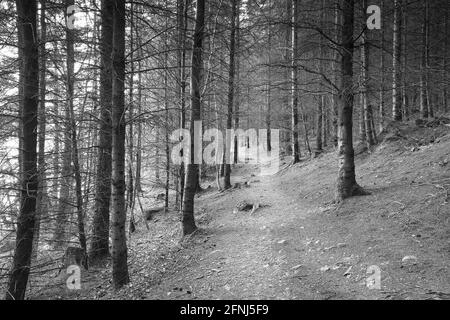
[30,122,450,300]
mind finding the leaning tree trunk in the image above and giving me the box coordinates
[336,0,366,201]
[6,0,39,300]
[111,0,129,289]
[182,0,206,236]
[224,0,238,190]
[89,0,113,264]
[392,0,403,121]
[291,0,301,163]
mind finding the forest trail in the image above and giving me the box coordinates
[142,122,450,300]
[30,122,450,300]
[147,169,315,300]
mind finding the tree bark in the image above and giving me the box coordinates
[177,0,188,211]
[89,0,114,264]
[164,12,170,209]
[392,0,403,121]
[401,2,408,120]
[234,0,241,163]
[379,0,385,131]
[111,0,130,289]
[182,0,205,236]
[224,0,238,190]
[316,0,325,155]
[336,0,366,201]
[361,0,375,147]
[6,0,39,300]
[291,0,301,163]
[33,0,47,261]
[444,5,449,113]
[332,0,341,146]
[420,0,429,119]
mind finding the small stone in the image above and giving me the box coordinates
[401,255,418,266]
[343,266,352,277]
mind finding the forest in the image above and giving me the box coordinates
[0,0,449,301]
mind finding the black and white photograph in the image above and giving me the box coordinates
[0,0,449,306]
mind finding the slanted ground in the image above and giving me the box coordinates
[27,120,450,300]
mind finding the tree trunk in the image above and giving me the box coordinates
[64,0,88,269]
[332,0,341,146]
[111,0,129,289]
[164,13,170,209]
[285,0,292,151]
[182,0,205,236]
[444,6,449,114]
[420,0,429,119]
[224,0,238,190]
[6,0,39,300]
[425,0,433,118]
[178,0,188,211]
[234,0,241,163]
[401,2,408,120]
[392,0,403,121]
[33,0,47,261]
[266,13,272,153]
[127,2,136,235]
[316,0,325,155]
[379,0,385,131]
[336,0,365,201]
[291,0,301,163]
[89,0,113,264]
[55,0,77,247]
[361,0,375,147]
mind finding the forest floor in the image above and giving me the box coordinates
[30,119,450,300]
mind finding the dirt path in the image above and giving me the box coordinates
[145,135,450,300]
[146,164,374,300]
[26,124,450,300]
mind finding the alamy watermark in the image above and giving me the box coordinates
[170,122,280,176]
[366,265,381,290]
[66,265,81,290]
